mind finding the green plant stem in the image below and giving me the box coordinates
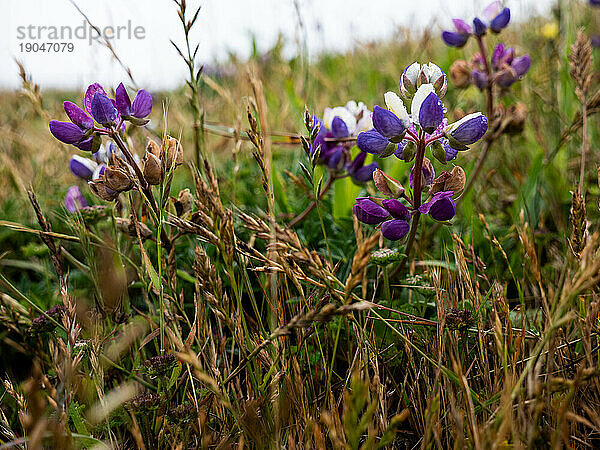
[289,173,337,228]
[398,137,427,272]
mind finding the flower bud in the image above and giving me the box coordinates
[449,60,472,88]
[104,166,134,192]
[400,62,420,98]
[410,157,435,190]
[431,140,447,164]
[382,199,410,220]
[381,219,410,241]
[418,191,457,221]
[372,105,406,141]
[471,70,489,90]
[143,151,163,185]
[446,112,488,146]
[411,84,444,134]
[402,141,417,162]
[373,169,405,197]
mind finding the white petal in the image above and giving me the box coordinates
[410,84,435,125]
[356,112,373,133]
[384,91,411,127]
[404,62,421,85]
[425,63,443,83]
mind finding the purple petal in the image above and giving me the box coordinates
[442,139,459,161]
[90,93,118,126]
[323,146,345,170]
[130,89,153,118]
[65,186,88,213]
[49,120,85,144]
[442,31,469,48]
[353,198,389,224]
[330,116,349,139]
[512,55,531,77]
[347,150,367,173]
[490,8,511,33]
[419,191,456,221]
[492,43,505,70]
[473,17,487,36]
[351,162,378,183]
[84,83,108,115]
[63,101,94,130]
[372,105,405,139]
[69,155,97,179]
[449,114,488,145]
[471,70,489,90]
[418,92,444,134]
[394,141,407,160]
[382,199,410,220]
[114,83,131,116]
[381,219,410,241]
[452,19,472,34]
[357,129,391,155]
[75,136,96,152]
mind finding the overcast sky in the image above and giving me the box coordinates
[0,0,555,90]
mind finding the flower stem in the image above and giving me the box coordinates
[460,35,495,202]
[399,137,427,271]
[111,131,172,251]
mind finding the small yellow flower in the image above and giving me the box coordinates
[542,22,559,40]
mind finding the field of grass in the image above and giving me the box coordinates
[2,1,600,448]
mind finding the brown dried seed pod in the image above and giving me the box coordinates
[142,152,163,185]
[163,136,183,170]
[103,167,134,192]
[116,217,153,240]
[89,180,119,201]
[174,188,194,216]
[430,166,466,196]
[146,139,162,158]
[449,60,472,88]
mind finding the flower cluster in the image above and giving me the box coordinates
[49,82,152,152]
[441,1,511,48]
[443,2,531,91]
[357,62,487,163]
[311,101,378,183]
[451,44,531,90]
[50,82,184,216]
[353,63,487,240]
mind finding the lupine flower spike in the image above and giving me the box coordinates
[354,62,487,240]
[311,101,377,183]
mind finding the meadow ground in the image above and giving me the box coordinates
[2,1,600,448]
